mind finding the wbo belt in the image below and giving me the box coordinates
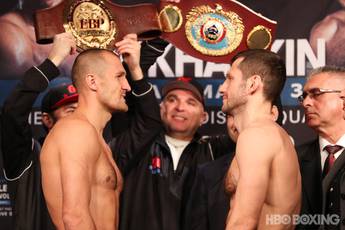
[34,0,277,63]
[159,0,277,63]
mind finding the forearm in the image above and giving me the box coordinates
[127,79,161,134]
[128,64,143,81]
[227,201,259,229]
[2,59,59,116]
[1,59,59,177]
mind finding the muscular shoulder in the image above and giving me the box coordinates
[323,10,345,24]
[239,121,282,144]
[49,117,98,148]
[0,12,30,41]
[236,122,282,160]
[44,118,102,167]
[310,11,345,42]
[0,12,25,25]
[0,12,35,76]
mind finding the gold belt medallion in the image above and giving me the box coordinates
[64,0,117,50]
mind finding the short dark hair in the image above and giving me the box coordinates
[71,49,118,88]
[231,49,286,104]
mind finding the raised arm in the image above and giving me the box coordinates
[226,128,274,229]
[1,32,76,179]
[139,38,169,74]
[109,34,163,175]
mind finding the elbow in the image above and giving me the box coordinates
[62,210,84,229]
[228,218,258,230]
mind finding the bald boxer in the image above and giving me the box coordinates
[40,34,141,230]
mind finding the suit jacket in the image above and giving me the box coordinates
[183,153,235,230]
[296,139,323,229]
[321,147,345,230]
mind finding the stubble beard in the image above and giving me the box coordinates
[117,103,128,112]
[223,95,246,116]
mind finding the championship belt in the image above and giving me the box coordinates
[34,0,161,50]
[34,0,276,63]
[158,0,277,63]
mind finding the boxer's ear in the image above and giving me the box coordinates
[42,112,55,130]
[341,94,345,120]
[85,74,97,91]
[247,74,262,95]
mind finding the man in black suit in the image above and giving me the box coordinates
[297,66,345,229]
[296,140,323,229]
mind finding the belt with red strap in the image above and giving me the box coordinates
[34,0,276,63]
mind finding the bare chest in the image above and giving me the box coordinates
[225,158,239,196]
[94,144,123,192]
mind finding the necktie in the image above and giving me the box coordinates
[322,145,343,177]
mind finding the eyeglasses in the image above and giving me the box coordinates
[298,88,342,103]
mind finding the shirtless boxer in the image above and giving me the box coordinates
[219,49,301,230]
[40,34,141,230]
[309,0,345,66]
[0,0,75,79]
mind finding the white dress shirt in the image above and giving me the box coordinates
[319,134,345,170]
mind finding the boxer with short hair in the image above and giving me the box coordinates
[40,34,141,230]
[220,49,301,230]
